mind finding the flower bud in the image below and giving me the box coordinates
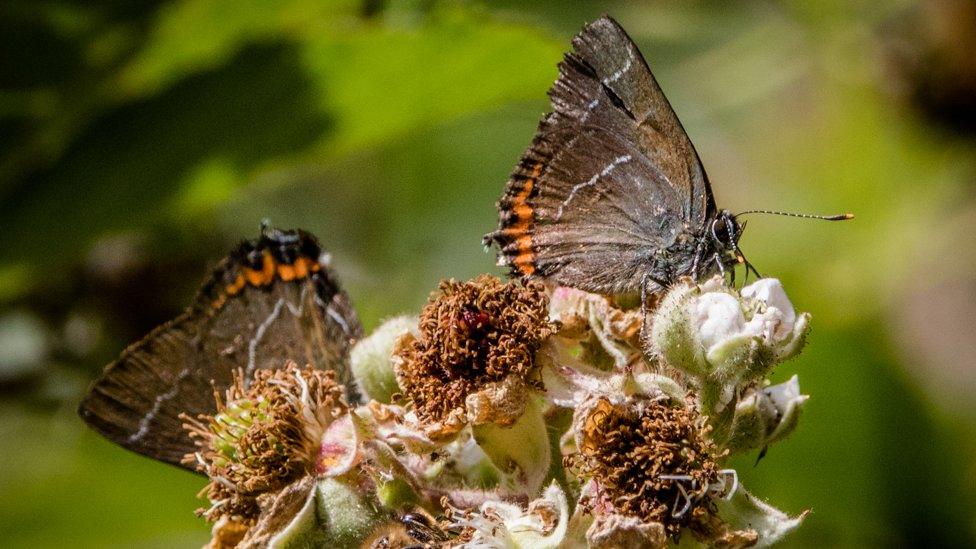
[647,276,811,413]
[762,374,808,444]
[350,316,417,403]
[471,396,551,498]
[697,483,808,548]
[246,476,387,548]
[716,375,809,453]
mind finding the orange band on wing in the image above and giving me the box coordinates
[513,251,536,276]
[214,254,325,311]
[278,264,296,281]
[506,163,543,276]
[260,251,275,285]
[244,267,265,286]
[292,257,309,278]
[226,274,246,296]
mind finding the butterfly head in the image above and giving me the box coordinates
[708,210,745,268]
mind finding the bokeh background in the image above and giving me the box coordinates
[2,0,975,546]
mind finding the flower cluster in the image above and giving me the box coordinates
[181,274,814,548]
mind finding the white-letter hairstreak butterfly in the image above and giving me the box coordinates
[78,225,362,468]
[484,16,850,299]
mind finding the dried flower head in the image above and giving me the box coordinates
[182,362,348,522]
[570,395,727,538]
[394,275,553,436]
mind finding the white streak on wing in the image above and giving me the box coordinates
[128,367,190,443]
[327,306,351,336]
[580,99,599,123]
[602,48,634,85]
[245,287,307,382]
[556,155,632,220]
[313,292,351,337]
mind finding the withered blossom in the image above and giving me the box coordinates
[447,482,570,547]
[548,286,645,370]
[569,395,726,540]
[182,362,348,524]
[393,275,554,438]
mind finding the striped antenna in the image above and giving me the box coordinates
[735,210,853,221]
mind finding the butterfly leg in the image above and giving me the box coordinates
[713,253,726,277]
[640,271,668,317]
[691,239,707,280]
[713,253,738,287]
[640,272,651,317]
[745,256,763,281]
[739,252,760,284]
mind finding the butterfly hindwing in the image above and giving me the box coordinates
[78,228,362,469]
[527,128,685,293]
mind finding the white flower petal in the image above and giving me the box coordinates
[456,482,570,549]
[742,279,796,340]
[693,292,746,353]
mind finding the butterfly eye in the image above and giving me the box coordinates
[710,218,729,246]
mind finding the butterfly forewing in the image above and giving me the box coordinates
[555,17,714,222]
[78,229,362,469]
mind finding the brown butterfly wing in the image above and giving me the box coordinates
[561,16,715,223]
[78,229,362,469]
[486,16,715,295]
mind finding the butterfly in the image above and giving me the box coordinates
[78,226,362,468]
[484,16,745,299]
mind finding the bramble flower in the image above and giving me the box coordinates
[393,275,554,439]
[761,375,808,442]
[182,363,398,547]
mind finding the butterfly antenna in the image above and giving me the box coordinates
[735,210,853,221]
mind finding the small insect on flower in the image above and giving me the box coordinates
[361,510,454,549]
[393,275,554,438]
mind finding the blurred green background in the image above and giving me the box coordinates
[2,0,975,546]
